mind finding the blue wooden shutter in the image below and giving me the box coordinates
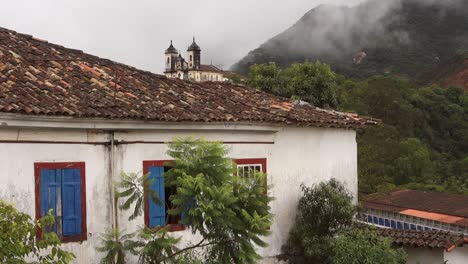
[61,168,82,236]
[40,169,60,233]
[148,166,165,228]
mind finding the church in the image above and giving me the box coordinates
[164,38,224,82]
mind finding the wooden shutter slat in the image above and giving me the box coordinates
[61,168,82,236]
[40,168,60,233]
[148,166,165,228]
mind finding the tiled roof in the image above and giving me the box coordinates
[376,228,468,252]
[0,27,379,128]
[364,189,468,227]
[364,189,468,218]
[198,64,223,73]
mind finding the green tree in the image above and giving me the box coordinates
[0,200,75,264]
[247,63,287,96]
[336,74,468,194]
[283,179,356,264]
[97,138,272,264]
[247,61,339,108]
[96,229,139,264]
[282,61,338,108]
[283,179,405,264]
[333,228,406,264]
[393,138,433,185]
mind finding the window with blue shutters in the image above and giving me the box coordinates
[148,166,166,228]
[144,161,185,232]
[35,162,86,242]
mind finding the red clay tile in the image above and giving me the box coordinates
[0,26,379,128]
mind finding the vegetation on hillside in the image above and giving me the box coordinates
[283,179,406,264]
[248,62,468,195]
[233,0,468,89]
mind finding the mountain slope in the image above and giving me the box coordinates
[233,0,468,89]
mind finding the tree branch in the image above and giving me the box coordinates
[160,238,215,261]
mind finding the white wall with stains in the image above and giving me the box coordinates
[0,123,357,264]
[444,246,468,264]
[404,246,468,264]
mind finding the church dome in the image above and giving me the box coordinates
[187,37,201,51]
[165,41,178,54]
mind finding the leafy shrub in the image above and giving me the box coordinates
[283,179,406,264]
[0,200,75,263]
[282,179,356,264]
[334,228,406,264]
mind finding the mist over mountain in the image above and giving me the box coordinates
[233,0,468,88]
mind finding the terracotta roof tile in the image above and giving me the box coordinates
[198,64,223,72]
[376,228,468,252]
[364,189,468,227]
[0,27,379,128]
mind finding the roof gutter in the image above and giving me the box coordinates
[0,113,282,132]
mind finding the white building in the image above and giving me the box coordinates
[0,27,378,263]
[362,189,468,235]
[376,228,468,264]
[164,38,224,82]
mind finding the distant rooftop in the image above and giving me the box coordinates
[376,228,468,252]
[364,189,468,226]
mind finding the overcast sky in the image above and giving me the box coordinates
[1,0,365,73]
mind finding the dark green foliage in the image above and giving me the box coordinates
[0,200,75,263]
[283,179,405,264]
[338,76,468,194]
[136,228,181,264]
[247,60,468,194]
[247,63,287,97]
[96,229,138,264]
[248,61,339,108]
[333,228,407,264]
[234,0,468,87]
[283,179,356,264]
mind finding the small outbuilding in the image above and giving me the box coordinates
[377,228,468,264]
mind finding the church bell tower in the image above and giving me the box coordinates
[164,40,178,73]
[187,37,201,69]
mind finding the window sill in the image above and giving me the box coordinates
[151,224,186,232]
[37,231,87,243]
[60,234,87,243]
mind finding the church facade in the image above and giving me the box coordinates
[164,38,224,82]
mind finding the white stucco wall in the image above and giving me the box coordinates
[445,246,468,264]
[404,246,468,264]
[405,247,444,264]
[0,129,112,262]
[0,122,357,264]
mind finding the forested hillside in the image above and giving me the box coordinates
[233,0,468,89]
[246,62,468,195]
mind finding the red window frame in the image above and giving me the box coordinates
[234,158,267,192]
[34,162,87,243]
[143,160,185,232]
